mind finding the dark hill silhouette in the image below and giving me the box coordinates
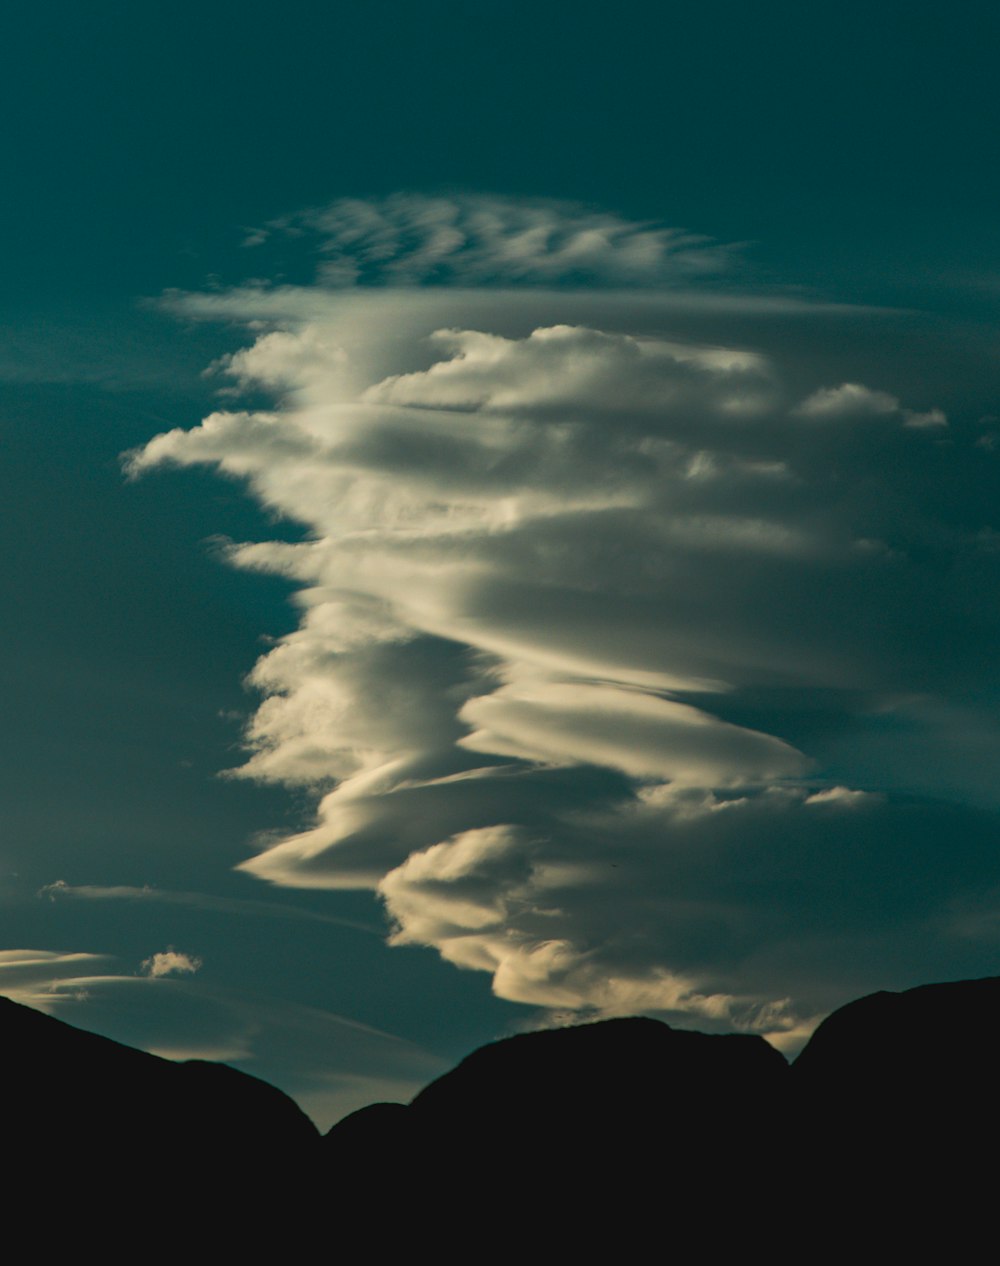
[410,1014,788,1119]
[406,1014,789,1164]
[790,976,1000,1247]
[324,978,1000,1248]
[793,974,1000,1158]
[1,993,316,1244]
[0,994,316,1161]
[6,976,1000,1249]
[793,975,1000,1091]
[325,1015,792,1238]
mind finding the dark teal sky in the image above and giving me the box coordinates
[2,2,999,1125]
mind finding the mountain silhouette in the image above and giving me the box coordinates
[6,976,998,1248]
[1,994,316,1244]
[790,976,1000,1249]
[324,978,1000,1247]
[0,994,316,1157]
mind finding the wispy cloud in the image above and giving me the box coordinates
[244,193,738,288]
[0,948,112,998]
[39,880,381,935]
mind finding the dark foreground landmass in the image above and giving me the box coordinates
[5,977,998,1253]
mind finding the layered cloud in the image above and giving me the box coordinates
[131,195,1000,1040]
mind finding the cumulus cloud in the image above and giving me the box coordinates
[140,950,202,979]
[130,195,1000,1038]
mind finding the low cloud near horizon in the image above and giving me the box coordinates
[130,194,1000,1045]
[0,947,442,1129]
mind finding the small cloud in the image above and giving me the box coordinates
[794,382,899,418]
[38,879,71,901]
[902,407,947,429]
[140,950,202,979]
[794,384,947,430]
[804,786,881,808]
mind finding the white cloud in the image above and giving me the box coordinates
[375,782,997,1033]
[0,949,112,1003]
[795,382,901,417]
[140,950,202,979]
[804,786,881,808]
[365,325,774,419]
[458,673,808,784]
[795,382,948,429]
[130,196,1000,1034]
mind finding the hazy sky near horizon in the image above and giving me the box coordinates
[3,1,1000,1127]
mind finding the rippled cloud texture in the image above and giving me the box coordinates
[132,196,1000,1044]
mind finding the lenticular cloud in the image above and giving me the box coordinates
[132,195,1000,1041]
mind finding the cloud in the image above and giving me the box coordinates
[141,950,202,979]
[795,382,901,418]
[375,785,1000,1033]
[130,195,1000,1037]
[0,949,112,1001]
[244,193,738,288]
[365,324,774,419]
[796,382,948,429]
[804,786,881,808]
[39,879,380,934]
[457,672,808,784]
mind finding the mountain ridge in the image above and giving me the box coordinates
[5,976,997,1248]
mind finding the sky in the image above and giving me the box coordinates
[3,1,1000,1127]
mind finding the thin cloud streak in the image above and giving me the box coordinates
[39,880,382,935]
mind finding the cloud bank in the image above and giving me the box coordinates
[132,195,1000,1039]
